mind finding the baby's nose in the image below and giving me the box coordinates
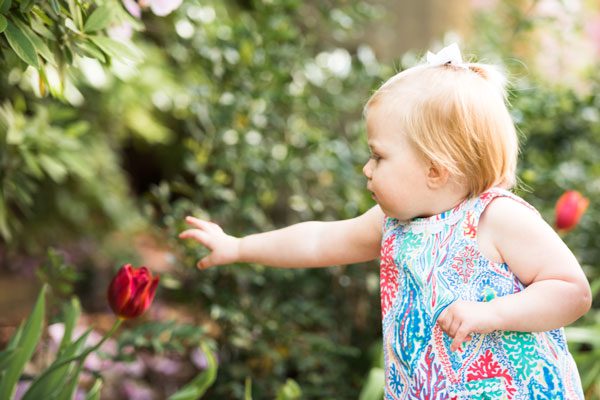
[362,160,372,178]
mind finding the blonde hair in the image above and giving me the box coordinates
[364,61,518,198]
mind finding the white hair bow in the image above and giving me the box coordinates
[426,43,464,67]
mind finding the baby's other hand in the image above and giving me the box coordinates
[178,216,241,269]
[437,300,500,352]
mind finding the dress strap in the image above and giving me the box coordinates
[464,187,539,241]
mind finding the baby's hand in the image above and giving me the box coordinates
[436,300,500,352]
[178,216,241,269]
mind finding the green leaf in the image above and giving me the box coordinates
[0,349,17,371]
[84,378,102,400]
[0,193,10,241]
[64,17,79,33]
[358,368,384,400]
[20,150,44,178]
[275,379,302,400]
[68,0,82,30]
[12,18,56,65]
[4,322,23,352]
[244,377,252,400]
[83,6,112,33]
[22,327,91,400]
[167,343,217,400]
[0,15,7,33]
[0,285,47,400]
[0,0,11,14]
[30,15,54,40]
[49,0,60,14]
[89,35,143,63]
[3,19,40,68]
[58,297,81,356]
[75,40,106,63]
[19,0,33,13]
[38,154,67,182]
[54,361,84,400]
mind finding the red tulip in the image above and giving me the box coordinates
[108,264,159,319]
[555,191,589,232]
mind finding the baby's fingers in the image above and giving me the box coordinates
[185,216,222,232]
[197,255,215,269]
[179,229,212,248]
[450,327,472,352]
[436,309,453,334]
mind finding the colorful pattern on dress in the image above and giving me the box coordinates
[379,187,584,399]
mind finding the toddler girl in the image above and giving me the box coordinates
[179,44,592,399]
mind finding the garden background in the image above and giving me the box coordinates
[1,0,600,398]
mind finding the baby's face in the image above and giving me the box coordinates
[362,101,432,221]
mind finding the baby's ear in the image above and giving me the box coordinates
[426,162,450,188]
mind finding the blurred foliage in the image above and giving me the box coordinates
[2,0,600,398]
[0,0,143,255]
[135,1,386,397]
[468,2,600,398]
[511,80,600,399]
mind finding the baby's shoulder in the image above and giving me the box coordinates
[477,194,545,263]
[479,194,540,226]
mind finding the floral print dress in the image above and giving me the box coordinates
[380,187,584,399]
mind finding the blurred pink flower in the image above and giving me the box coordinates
[122,0,182,17]
[585,14,600,55]
[108,22,134,41]
[121,380,155,400]
[191,347,207,369]
[147,354,182,375]
[122,0,141,18]
[13,382,31,400]
[149,0,183,16]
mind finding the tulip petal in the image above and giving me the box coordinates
[108,264,159,319]
[555,190,589,232]
[108,264,133,316]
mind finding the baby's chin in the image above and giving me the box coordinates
[380,207,411,223]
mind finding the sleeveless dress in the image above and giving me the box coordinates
[379,187,584,399]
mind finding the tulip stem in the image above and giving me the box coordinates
[32,318,124,383]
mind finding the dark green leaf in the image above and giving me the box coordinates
[54,361,84,400]
[0,349,17,371]
[83,6,112,33]
[19,0,33,13]
[168,343,217,400]
[0,285,46,400]
[12,18,56,65]
[0,0,11,14]
[75,40,106,63]
[0,15,7,33]
[3,19,39,68]
[22,327,91,400]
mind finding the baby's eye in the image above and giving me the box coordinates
[370,154,381,161]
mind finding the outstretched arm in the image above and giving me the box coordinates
[438,197,592,351]
[179,205,385,269]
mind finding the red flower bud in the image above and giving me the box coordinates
[555,191,589,232]
[108,264,159,319]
